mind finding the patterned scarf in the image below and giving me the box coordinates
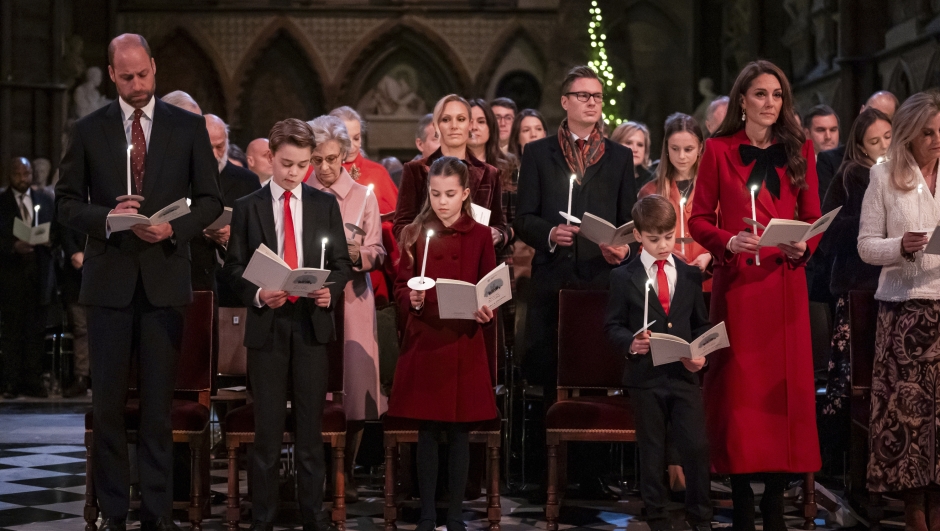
[558,119,606,182]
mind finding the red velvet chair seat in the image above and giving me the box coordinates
[85,399,210,433]
[545,395,634,433]
[382,414,501,433]
[224,401,346,435]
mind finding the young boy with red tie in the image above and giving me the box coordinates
[604,194,713,531]
[223,119,351,531]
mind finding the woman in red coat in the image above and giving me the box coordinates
[388,156,498,531]
[688,60,822,531]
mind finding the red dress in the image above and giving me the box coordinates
[688,129,822,474]
[387,214,498,423]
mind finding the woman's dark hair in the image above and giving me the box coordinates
[839,107,891,176]
[399,157,472,267]
[652,113,704,197]
[468,98,517,191]
[508,109,547,160]
[713,60,809,189]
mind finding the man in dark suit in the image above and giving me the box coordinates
[222,119,351,531]
[0,157,56,398]
[514,65,636,393]
[55,34,222,531]
[605,195,712,531]
[59,224,91,398]
[196,113,261,306]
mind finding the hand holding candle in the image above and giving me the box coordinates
[750,185,760,266]
[320,237,328,269]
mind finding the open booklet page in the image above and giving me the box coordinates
[757,206,841,247]
[206,207,233,230]
[242,243,330,296]
[579,213,635,247]
[107,197,191,232]
[470,203,491,226]
[650,321,729,367]
[12,218,50,245]
[436,262,512,320]
[925,227,940,255]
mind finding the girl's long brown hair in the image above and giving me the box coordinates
[400,156,473,267]
[468,98,518,191]
[652,113,704,197]
[713,60,809,189]
[838,107,891,176]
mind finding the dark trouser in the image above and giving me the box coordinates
[87,283,184,521]
[629,381,712,527]
[417,421,470,523]
[0,296,46,392]
[730,473,788,531]
[248,301,328,525]
[68,303,89,377]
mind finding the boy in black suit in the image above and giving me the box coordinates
[223,119,351,531]
[605,195,712,531]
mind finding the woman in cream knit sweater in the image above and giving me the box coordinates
[858,89,940,531]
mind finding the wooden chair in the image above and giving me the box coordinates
[382,317,502,531]
[83,290,216,531]
[544,290,634,531]
[224,295,347,531]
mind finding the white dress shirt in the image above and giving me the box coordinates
[118,96,155,149]
[13,188,34,225]
[254,180,304,307]
[639,249,677,305]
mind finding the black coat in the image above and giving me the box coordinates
[605,257,711,389]
[513,134,636,287]
[55,98,223,308]
[58,224,86,303]
[0,187,57,309]
[815,145,845,203]
[222,183,352,348]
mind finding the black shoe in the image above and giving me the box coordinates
[140,517,181,531]
[248,523,274,531]
[99,517,127,531]
[62,375,89,398]
[415,519,437,531]
[446,519,467,531]
[302,511,339,531]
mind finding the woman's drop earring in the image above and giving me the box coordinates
[741,109,746,122]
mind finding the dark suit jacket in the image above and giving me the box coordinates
[815,145,845,203]
[0,187,57,309]
[56,98,223,308]
[604,257,711,389]
[514,134,636,287]
[58,224,86,303]
[222,183,352,348]
[190,161,262,298]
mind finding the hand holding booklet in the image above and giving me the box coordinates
[107,198,190,232]
[242,243,331,297]
[756,206,841,247]
[435,263,512,320]
[578,213,635,247]
[206,207,233,230]
[13,218,50,245]
[650,321,729,367]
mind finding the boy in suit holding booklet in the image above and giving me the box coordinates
[605,195,712,531]
[223,119,351,531]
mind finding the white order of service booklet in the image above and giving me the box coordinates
[470,203,491,226]
[13,218,51,245]
[242,243,331,296]
[756,206,841,247]
[650,321,729,367]
[579,213,635,246]
[107,198,190,232]
[435,262,512,320]
[206,207,233,230]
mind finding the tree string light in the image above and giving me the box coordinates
[587,1,628,126]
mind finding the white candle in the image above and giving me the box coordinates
[566,174,575,225]
[918,184,924,230]
[126,145,133,196]
[33,204,39,227]
[750,185,760,266]
[320,238,328,269]
[679,196,687,256]
[419,230,434,281]
[643,278,653,330]
[354,184,374,228]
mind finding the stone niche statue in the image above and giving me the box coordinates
[357,64,429,117]
[73,67,113,118]
[692,78,718,126]
[32,158,51,187]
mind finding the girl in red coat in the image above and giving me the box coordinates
[688,60,822,531]
[388,156,498,531]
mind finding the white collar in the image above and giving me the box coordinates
[640,249,675,273]
[269,179,301,201]
[118,96,156,122]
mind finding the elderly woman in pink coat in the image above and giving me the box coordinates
[307,115,386,502]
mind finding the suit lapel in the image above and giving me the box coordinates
[142,99,173,199]
[548,139,570,177]
[672,264,690,316]
[580,141,610,188]
[102,101,128,195]
[631,261,666,321]
[302,185,317,268]
[255,186,277,252]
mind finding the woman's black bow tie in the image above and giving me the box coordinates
[739,143,787,199]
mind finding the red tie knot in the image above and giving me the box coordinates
[283,190,292,201]
[133,108,143,120]
[656,259,667,271]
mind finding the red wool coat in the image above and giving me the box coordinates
[388,214,498,423]
[688,129,822,474]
